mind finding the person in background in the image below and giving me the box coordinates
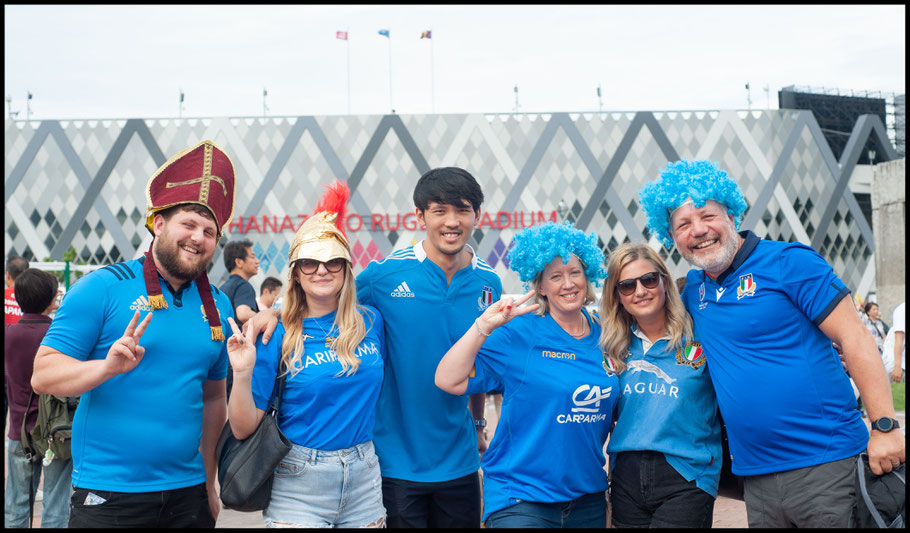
[436,222,617,528]
[881,302,905,383]
[639,159,904,528]
[227,182,387,527]
[600,242,721,528]
[257,276,283,311]
[862,301,888,353]
[31,140,235,528]
[220,239,260,401]
[5,268,71,528]
[5,256,29,425]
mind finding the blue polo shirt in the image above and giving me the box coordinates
[607,327,722,497]
[681,231,867,476]
[250,307,384,450]
[356,241,502,482]
[41,258,231,492]
[465,310,618,521]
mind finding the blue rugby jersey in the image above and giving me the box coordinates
[607,327,722,497]
[250,307,385,450]
[41,258,231,492]
[681,231,867,476]
[465,310,618,522]
[356,241,502,482]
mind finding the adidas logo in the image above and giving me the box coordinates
[130,295,153,311]
[390,281,415,298]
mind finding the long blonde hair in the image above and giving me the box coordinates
[598,243,692,373]
[280,261,369,377]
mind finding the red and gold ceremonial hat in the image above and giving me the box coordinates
[142,140,237,341]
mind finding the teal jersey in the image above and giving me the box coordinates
[41,258,231,492]
[356,242,501,482]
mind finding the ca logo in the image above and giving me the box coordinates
[570,384,612,413]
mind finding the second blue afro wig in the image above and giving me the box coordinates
[638,160,747,248]
[507,222,608,287]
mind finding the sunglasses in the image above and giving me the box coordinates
[297,258,346,275]
[615,271,661,296]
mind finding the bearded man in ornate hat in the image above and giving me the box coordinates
[639,159,904,528]
[32,140,237,528]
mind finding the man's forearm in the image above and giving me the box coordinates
[201,380,228,487]
[31,347,111,396]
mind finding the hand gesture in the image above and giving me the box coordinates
[227,317,257,375]
[475,289,539,336]
[104,310,152,377]
[242,308,280,345]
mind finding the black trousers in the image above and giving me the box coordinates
[381,472,482,528]
[69,482,215,528]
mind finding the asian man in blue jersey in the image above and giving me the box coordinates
[638,159,905,528]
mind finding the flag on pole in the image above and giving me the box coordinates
[336,31,348,40]
[378,29,390,38]
[420,30,432,39]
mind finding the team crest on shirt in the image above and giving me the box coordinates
[698,282,708,310]
[676,341,706,369]
[602,355,617,377]
[200,305,221,322]
[478,286,494,311]
[737,273,757,299]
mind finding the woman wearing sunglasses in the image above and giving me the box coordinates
[226,182,387,528]
[599,242,721,528]
[435,222,619,528]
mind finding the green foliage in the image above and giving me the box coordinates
[892,382,905,413]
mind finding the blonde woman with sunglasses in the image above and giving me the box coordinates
[599,242,721,528]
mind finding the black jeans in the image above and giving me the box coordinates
[381,472,482,528]
[610,450,715,528]
[69,482,215,528]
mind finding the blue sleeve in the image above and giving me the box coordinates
[465,322,514,395]
[40,270,109,360]
[779,244,850,326]
[250,323,286,410]
[356,265,375,307]
[207,294,233,380]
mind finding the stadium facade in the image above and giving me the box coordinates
[4,109,897,295]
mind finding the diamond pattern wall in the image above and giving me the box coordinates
[5,110,890,295]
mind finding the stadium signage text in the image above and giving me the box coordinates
[228,210,558,234]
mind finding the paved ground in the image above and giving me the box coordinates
[7,409,904,528]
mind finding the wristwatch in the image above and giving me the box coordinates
[871,417,901,433]
[474,418,487,429]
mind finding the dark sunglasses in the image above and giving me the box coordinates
[297,258,346,275]
[615,271,661,296]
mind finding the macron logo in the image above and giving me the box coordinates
[130,295,152,311]
[391,282,415,298]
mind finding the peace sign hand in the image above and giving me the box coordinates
[227,317,257,377]
[104,310,152,377]
[475,289,540,336]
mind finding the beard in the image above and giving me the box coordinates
[154,230,213,283]
[680,222,740,275]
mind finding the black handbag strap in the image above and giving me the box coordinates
[265,360,288,416]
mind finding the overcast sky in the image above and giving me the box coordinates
[4,4,905,120]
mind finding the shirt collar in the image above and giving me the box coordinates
[705,230,760,286]
[631,323,671,354]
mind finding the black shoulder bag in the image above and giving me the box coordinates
[215,361,292,512]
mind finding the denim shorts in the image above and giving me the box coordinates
[264,440,386,528]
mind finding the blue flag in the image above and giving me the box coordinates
[378,29,390,38]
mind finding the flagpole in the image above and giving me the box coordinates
[387,31,393,113]
[430,29,435,114]
[346,27,351,115]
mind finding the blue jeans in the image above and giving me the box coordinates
[4,439,73,528]
[609,450,715,528]
[484,491,606,528]
[264,440,386,528]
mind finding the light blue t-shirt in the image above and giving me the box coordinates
[41,258,231,492]
[356,242,502,482]
[465,310,619,522]
[250,307,384,450]
[681,231,867,476]
[607,326,722,497]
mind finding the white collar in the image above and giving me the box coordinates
[632,323,671,355]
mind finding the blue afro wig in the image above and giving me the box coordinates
[507,222,608,287]
[638,160,747,248]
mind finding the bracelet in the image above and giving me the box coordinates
[474,319,491,337]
